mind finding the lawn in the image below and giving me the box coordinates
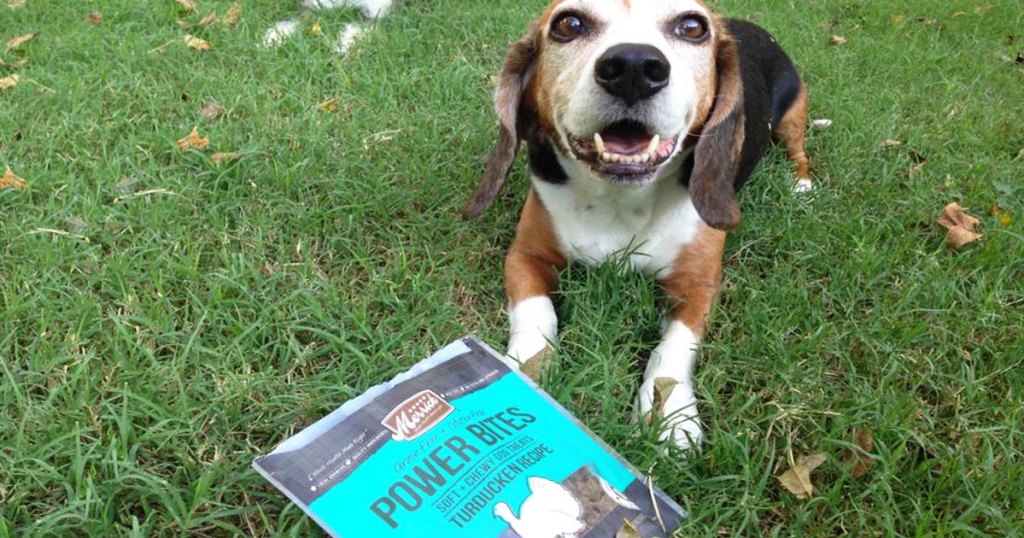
[1,0,1022,536]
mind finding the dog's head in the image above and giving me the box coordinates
[464,0,744,230]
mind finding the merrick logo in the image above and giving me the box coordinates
[382,390,454,441]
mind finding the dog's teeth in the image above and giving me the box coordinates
[641,153,651,163]
[646,135,661,155]
[593,133,606,154]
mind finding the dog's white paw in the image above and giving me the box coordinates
[793,178,813,193]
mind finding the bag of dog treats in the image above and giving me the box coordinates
[254,337,685,537]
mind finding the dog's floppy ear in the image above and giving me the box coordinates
[462,23,540,220]
[689,31,745,231]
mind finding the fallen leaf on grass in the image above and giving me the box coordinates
[830,35,848,45]
[199,102,223,120]
[777,453,827,499]
[6,32,37,50]
[223,4,241,26]
[842,430,876,478]
[616,518,643,538]
[990,204,1013,227]
[196,11,217,28]
[0,73,19,90]
[975,4,994,16]
[937,202,983,249]
[86,11,102,24]
[0,57,26,68]
[309,20,322,37]
[811,119,833,129]
[184,34,211,51]
[7,0,25,8]
[211,152,238,165]
[1,165,26,189]
[317,97,339,112]
[176,127,209,150]
[175,0,197,10]
[882,139,903,148]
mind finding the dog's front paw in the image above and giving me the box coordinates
[636,377,702,452]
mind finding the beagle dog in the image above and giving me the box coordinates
[463,0,810,450]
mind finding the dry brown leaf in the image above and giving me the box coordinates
[223,4,241,26]
[1,165,27,189]
[0,57,26,68]
[842,431,876,478]
[175,0,197,10]
[176,126,209,150]
[652,377,678,414]
[777,453,827,499]
[7,0,26,8]
[882,139,903,148]
[6,32,38,50]
[196,11,217,28]
[309,20,322,37]
[184,34,211,51]
[211,152,237,165]
[199,102,223,120]
[616,518,643,538]
[937,202,983,249]
[951,11,967,18]
[86,11,102,24]
[830,35,848,45]
[0,73,19,90]
[317,97,339,113]
[975,4,994,16]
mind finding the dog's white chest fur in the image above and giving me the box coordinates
[532,159,702,278]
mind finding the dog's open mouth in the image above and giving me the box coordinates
[569,120,678,178]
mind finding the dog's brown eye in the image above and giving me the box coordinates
[551,13,586,42]
[673,15,708,42]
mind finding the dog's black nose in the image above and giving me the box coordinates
[594,44,670,106]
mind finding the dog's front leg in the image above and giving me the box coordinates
[638,224,726,451]
[504,191,567,379]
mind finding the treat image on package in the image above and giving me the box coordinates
[254,337,685,537]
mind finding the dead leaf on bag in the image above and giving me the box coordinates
[176,126,209,150]
[1,165,27,189]
[830,35,848,45]
[175,0,197,11]
[6,32,38,50]
[842,430,876,478]
[777,453,827,499]
[937,202,983,249]
[0,73,19,90]
[184,34,211,51]
[199,102,223,120]
[317,97,339,112]
[616,518,643,538]
[196,11,217,28]
[223,4,242,26]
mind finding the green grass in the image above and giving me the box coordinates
[1,0,1022,535]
